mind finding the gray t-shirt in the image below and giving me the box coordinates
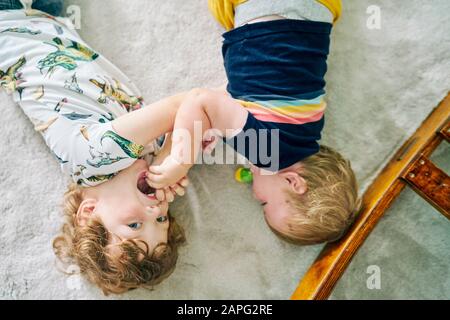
[235,0,333,27]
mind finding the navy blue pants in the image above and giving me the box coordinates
[0,0,64,16]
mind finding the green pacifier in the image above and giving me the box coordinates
[235,167,253,183]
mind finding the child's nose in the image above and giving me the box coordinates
[145,205,161,217]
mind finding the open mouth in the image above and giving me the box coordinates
[137,171,157,200]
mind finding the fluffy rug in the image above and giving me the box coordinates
[1,0,449,299]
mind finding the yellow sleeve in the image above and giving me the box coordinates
[207,0,248,30]
[316,0,342,23]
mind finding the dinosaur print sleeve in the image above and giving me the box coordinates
[0,10,154,187]
[42,116,145,186]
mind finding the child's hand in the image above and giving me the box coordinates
[202,129,220,155]
[152,177,189,203]
[146,155,190,189]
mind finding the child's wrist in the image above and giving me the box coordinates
[169,153,194,169]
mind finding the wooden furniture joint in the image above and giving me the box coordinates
[439,121,450,142]
[402,156,449,219]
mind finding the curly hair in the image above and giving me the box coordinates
[53,183,185,295]
[272,145,361,245]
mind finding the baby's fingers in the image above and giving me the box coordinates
[146,172,165,182]
[155,189,165,202]
[170,184,185,197]
[178,177,189,187]
[148,165,164,174]
[164,188,175,203]
[146,176,166,189]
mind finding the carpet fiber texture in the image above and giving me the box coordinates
[0,0,449,299]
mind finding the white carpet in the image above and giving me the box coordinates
[1,0,449,299]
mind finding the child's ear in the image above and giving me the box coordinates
[280,171,307,195]
[76,199,97,226]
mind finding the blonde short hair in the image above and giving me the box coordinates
[274,145,360,245]
[53,183,185,295]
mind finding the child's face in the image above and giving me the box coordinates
[81,159,169,254]
[250,164,307,233]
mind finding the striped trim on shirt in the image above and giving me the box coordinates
[238,95,326,125]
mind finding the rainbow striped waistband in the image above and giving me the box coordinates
[238,95,326,125]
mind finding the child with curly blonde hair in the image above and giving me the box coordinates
[0,1,187,294]
[147,0,361,245]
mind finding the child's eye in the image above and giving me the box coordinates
[156,216,168,223]
[128,222,143,230]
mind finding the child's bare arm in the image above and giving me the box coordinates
[150,134,189,202]
[115,84,228,146]
[147,88,248,188]
[111,92,187,147]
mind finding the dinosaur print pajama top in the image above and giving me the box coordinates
[0,9,159,186]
